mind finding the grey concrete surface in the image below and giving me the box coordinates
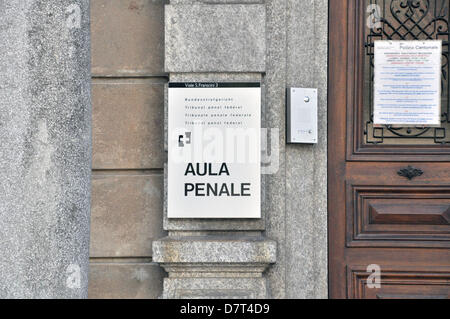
[0,0,91,298]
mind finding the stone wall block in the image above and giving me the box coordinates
[165,4,266,72]
[153,237,276,299]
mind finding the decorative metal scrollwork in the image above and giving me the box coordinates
[365,0,450,144]
[397,165,424,179]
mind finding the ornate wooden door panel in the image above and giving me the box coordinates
[329,0,450,299]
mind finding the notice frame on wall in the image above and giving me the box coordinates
[167,82,261,219]
[373,40,442,126]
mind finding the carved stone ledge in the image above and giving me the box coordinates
[152,236,276,299]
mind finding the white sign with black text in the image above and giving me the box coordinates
[168,83,261,219]
[374,40,442,126]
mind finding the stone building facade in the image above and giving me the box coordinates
[1,0,328,299]
[92,0,328,299]
[6,0,448,300]
[89,0,328,299]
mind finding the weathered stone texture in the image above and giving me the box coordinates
[264,0,288,299]
[158,0,329,299]
[153,237,276,264]
[90,173,165,258]
[91,0,166,76]
[284,0,328,299]
[162,278,269,299]
[171,0,263,4]
[88,0,167,299]
[88,262,164,299]
[165,4,266,72]
[92,79,164,169]
[153,236,276,299]
[0,0,91,298]
[163,73,266,232]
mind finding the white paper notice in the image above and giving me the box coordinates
[168,83,261,219]
[374,40,442,125]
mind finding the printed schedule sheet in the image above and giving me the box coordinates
[374,40,442,126]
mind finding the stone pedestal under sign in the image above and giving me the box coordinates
[153,237,276,298]
[154,0,328,299]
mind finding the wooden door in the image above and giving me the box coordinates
[329,0,450,299]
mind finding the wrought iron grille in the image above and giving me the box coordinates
[364,0,450,144]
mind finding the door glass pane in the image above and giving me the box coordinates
[364,0,450,145]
